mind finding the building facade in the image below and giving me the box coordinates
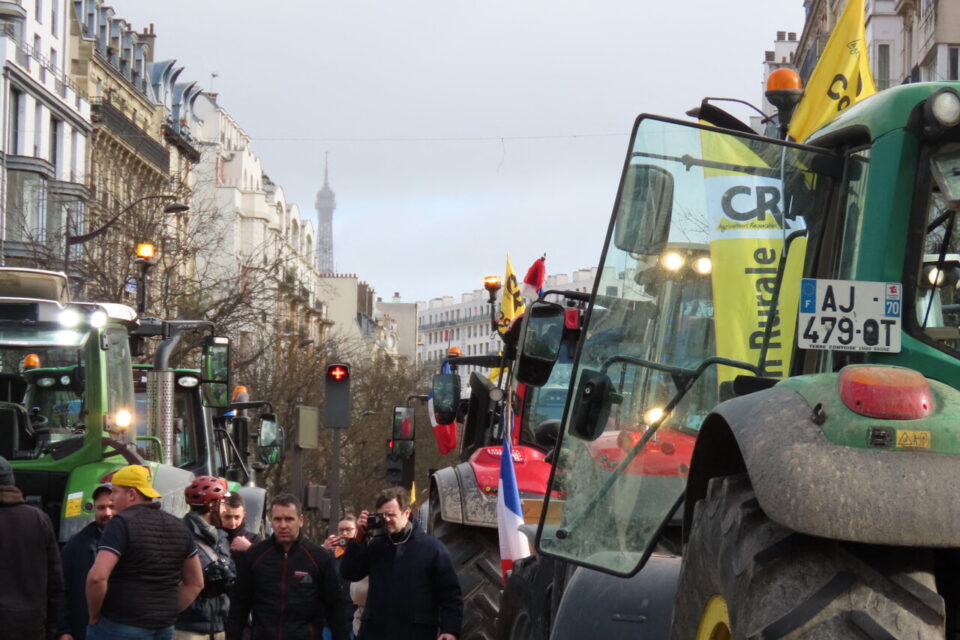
[794,0,960,94]
[191,91,329,364]
[0,0,89,268]
[417,267,602,388]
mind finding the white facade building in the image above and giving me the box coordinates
[0,0,89,265]
[417,267,603,387]
[191,91,327,354]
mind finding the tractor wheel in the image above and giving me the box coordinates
[495,555,553,640]
[671,474,945,640]
[434,517,502,640]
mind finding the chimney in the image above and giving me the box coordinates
[766,50,775,62]
[139,23,156,63]
[393,291,401,303]
[777,30,786,40]
[788,32,797,41]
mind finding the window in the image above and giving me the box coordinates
[49,116,60,173]
[950,47,960,82]
[8,88,21,153]
[50,1,56,33]
[49,47,56,72]
[34,0,41,22]
[33,101,41,156]
[70,129,77,180]
[877,43,891,89]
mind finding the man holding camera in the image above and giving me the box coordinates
[226,494,351,640]
[175,476,236,640]
[340,487,462,640]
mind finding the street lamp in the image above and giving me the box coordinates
[483,275,502,332]
[66,195,189,246]
[134,241,158,314]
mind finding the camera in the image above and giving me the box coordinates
[203,558,236,595]
[336,537,348,547]
[366,513,386,531]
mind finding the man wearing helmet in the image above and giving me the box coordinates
[174,476,236,640]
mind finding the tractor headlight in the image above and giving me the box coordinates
[926,88,960,129]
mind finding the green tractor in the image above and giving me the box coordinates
[0,268,234,541]
[510,82,960,638]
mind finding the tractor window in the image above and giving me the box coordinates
[104,327,133,421]
[537,116,838,575]
[907,143,960,353]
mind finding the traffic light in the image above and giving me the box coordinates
[324,363,351,428]
[386,440,403,485]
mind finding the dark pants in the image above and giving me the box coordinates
[87,618,175,640]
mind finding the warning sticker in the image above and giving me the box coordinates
[65,491,83,517]
[896,430,931,450]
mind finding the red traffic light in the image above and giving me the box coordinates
[327,364,349,381]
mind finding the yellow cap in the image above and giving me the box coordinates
[110,465,161,499]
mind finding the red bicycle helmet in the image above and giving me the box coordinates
[184,476,228,506]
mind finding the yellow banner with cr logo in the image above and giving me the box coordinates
[787,0,877,142]
[701,130,806,385]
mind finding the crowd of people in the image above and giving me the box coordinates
[0,456,464,640]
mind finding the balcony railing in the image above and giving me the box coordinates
[1,22,85,107]
[90,99,169,173]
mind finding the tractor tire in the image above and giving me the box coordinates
[496,555,553,640]
[434,517,502,640]
[671,473,945,640]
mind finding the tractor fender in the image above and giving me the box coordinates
[548,554,680,640]
[686,384,960,547]
[431,462,497,528]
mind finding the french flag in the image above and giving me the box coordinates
[520,255,546,302]
[497,428,530,585]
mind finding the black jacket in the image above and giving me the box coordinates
[176,511,236,634]
[226,534,351,640]
[0,484,63,640]
[225,523,262,567]
[339,522,462,640]
[56,521,102,640]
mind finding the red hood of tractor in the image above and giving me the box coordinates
[468,444,553,497]
[586,429,695,476]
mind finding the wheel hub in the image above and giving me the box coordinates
[696,595,731,640]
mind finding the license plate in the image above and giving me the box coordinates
[797,279,901,353]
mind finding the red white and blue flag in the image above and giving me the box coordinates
[497,425,530,585]
[520,254,547,302]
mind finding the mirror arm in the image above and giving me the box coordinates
[756,229,807,375]
[540,289,591,303]
[216,426,252,483]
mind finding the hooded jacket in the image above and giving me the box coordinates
[175,510,236,634]
[0,484,63,640]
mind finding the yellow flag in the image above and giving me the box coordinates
[700,128,806,383]
[497,255,525,335]
[787,0,877,142]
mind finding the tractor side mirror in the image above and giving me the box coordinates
[535,419,560,449]
[516,301,566,387]
[201,336,232,409]
[568,369,614,441]
[258,413,284,464]
[613,164,674,255]
[392,406,415,441]
[432,374,461,425]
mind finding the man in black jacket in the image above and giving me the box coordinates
[226,494,351,640]
[340,487,462,640]
[219,493,261,566]
[0,455,64,640]
[57,485,115,640]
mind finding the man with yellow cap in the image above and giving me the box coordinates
[85,465,204,640]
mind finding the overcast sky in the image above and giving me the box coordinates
[111,1,806,304]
